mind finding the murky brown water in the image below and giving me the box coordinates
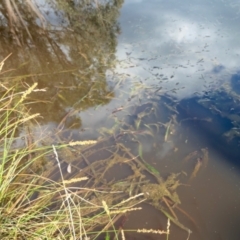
[1,0,240,239]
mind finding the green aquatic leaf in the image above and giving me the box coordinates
[138,143,143,160]
[144,162,160,175]
[135,119,141,130]
[138,143,159,175]
[105,232,110,240]
[164,119,172,142]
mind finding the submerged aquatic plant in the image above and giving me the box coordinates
[0,65,128,239]
[0,64,153,239]
[0,55,199,240]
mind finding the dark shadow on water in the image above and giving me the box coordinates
[231,71,240,95]
[177,96,240,169]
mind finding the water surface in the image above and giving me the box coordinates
[1,0,240,239]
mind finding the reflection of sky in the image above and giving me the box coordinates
[24,0,240,137]
[116,0,240,99]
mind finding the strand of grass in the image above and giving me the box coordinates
[78,203,85,240]
[118,142,159,179]
[52,144,76,240]
[41,213,69,239]
[76,207,109,235]
[115,193,144,207]
[0,102,13,162]
[91,223,170,239]
[55,190,102,208]
[21,193,76,235]
[2,135,69,176]
[0,114,33,146]
[160,208,192,235]
[109,207,142,215]
[167,198,200,231]
[22,173,119,196]
[54,188,128,230]
[0,179,65,238]
[0,146,48,189]
[6,182,55,214]
[1,69,78,84]
[102,201,118,240]
[137,226,168,235]
[0,82,39,103]
[0,149,22,198]
[0,83,84,238]
[93,207,122,240]
[120,229,125,240]
[24,178,81,239]
[111,194,146,213]
[50,182,89,240]
[12,212,64,239]
[0,114,23,196]
[0,53,12,72]
[55,186,122,196]
[61,197,110,234]
[1,87,27,102]
[166,218,171,240]
[91,228,173,240]
[162,196,178,220]
[0,87,14,110]
[57,196,79,239]
[0,84,39,152]
[0,148,53,186]
[4,180,47,216]
[66,192,89,240]
[17,173,103,210]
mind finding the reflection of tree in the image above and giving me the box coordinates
[0,0,46,46]
[0,0,123,128]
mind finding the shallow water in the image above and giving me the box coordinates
[1,0,240,239]
[115,1,240,238]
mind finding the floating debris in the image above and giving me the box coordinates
[67,163,71,173]
[164,119,172,142]
[201,148,209,168]
[190,158,202,180]
[183,151,198,162]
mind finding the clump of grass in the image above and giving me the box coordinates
[0,64,148,239]
[0,58,195,239]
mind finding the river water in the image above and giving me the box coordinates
[116,1,240,239]
[1,0,240,239]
